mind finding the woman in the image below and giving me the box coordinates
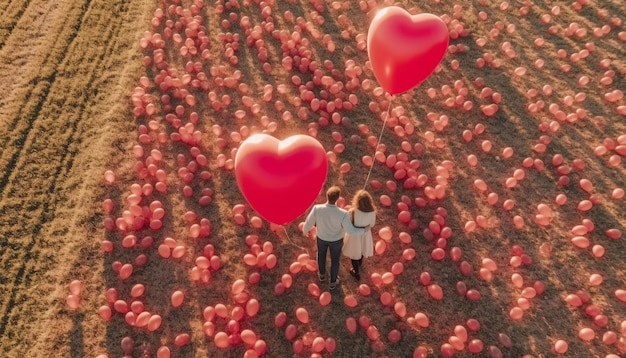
[342,190,377,280]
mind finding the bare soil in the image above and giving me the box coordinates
[0,0,625,357]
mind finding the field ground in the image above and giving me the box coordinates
[0,0,625,357]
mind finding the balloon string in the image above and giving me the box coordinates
[283,226,310,256]
[363,97,394,190]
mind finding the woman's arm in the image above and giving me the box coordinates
[369,212,377,227]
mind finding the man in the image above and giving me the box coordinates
[303,186,367,290]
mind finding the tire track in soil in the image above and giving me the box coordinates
[13,0,152,353]
[0,6,58,172]
[0,0,31,51]
[0,0,79,196]
[0,0,96,341]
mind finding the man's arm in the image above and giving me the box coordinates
[302,206,316,235]
[342,212,365,235]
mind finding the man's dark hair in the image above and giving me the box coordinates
[326,186,341,204]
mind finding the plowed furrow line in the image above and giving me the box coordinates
[0,0,90,200]
[0,0,30,50]
[0,79,51,195]
[1,0,151,354]
[0,0,16,15]
[0,0,96,340]
[0,0,80,197]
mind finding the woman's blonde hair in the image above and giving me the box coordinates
[351,190,376,213]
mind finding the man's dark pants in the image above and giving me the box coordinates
[317,237,343,283]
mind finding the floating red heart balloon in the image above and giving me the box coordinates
[234,134,327,225]
[367,7,449,95]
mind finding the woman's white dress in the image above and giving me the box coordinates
[342,210,376,260]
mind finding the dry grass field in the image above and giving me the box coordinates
[0,0,625,357]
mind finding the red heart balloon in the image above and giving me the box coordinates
[367,7,449,95]
[234,134,328,225]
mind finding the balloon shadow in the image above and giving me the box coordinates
[69,312,85,358]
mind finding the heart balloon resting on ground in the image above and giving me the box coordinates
[367,7,449,95]
[234,134,328,225]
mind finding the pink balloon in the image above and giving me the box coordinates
[571,236,590,249]
[566,294,583,307]
[498,333,511,347]
[311,336,325,353]
[468,339,484,353]
[578,327,595,341]
[319,292,331,306]
[344,295,358,308]
[266,254,277,269]
[579,179,593,192]
[521,287,537,299]
[402,248,416,261]
[171,290,185,307]
[427,284,443,300]
[414,312,429,328]
[379,194,392,206]
[391,262,404,275]
[375,240,387,255]
[292,339,304,354]
[481,104,499,116]
[441,343,455,357]
[467,319,482,334]
[69,280,83,296]
[606,229,622,239]
[135,311,151,327]
[378,227,393,241]
[373,288,391,305]
[241,329,257,346]
[366,325,381,341]
[254,340,267,356]
[156,346,170,358]
[66,295,80,309]
[367,7,449,94]
[554,340,568,354]
[121,336,134,354]
[571,225,588,235]
[232,279,246,294]
[234,134,327,224]
[346,317,357,333]
[119,264,133,280]
[393,301,407,317]
[388,329,401,343]
[214,331,230,348]
[474,179,487,191]
[130,283,145,298]
[592,245,605,258]
[104,170,116,184]
[246,299,260,317]
[285,324,297,341]
[325,337,337,353]
[454,325,468,342]
[509,307,523,320]
[555,194,568,206]
[296,307,309,323]
[602,331,618,345]
[514,67,527,76]
[99,305,112,321]
[274,312,287,327]
[431,248,445,261]
[358,284,372,296]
